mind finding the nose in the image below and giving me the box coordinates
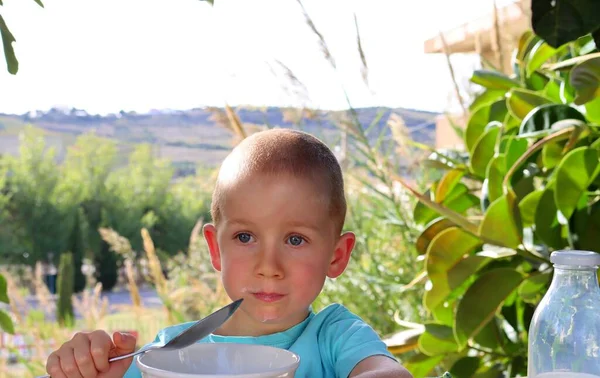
[254,245,284,279]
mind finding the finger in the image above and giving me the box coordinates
[46,353,68,378]
[58,346,84,378]
[89,330,112,373]
[113,331,137,354]
[73,341,97,378]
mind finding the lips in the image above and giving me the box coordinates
[251,292,285,303]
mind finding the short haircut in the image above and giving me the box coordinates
[210,128,346,234]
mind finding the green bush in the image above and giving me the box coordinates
[398,26,600,378]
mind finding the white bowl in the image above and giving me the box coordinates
[136,343,300,378]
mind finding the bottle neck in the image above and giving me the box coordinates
[550,265,600,293]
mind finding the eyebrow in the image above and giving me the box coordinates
[224,219,322,233]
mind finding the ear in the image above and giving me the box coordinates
[203,223,222,272]
[327,231,356,279]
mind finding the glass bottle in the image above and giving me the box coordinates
[528,250,600,378]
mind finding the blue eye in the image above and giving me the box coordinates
[288,235,304,246]
[237,233,252,243]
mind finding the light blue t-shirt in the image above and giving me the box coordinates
[124,303,395,378]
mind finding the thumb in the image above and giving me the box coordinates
[101,332,137,378]
[113,331,137,354]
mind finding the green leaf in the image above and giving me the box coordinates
[454,268,523,348]
[425,227,482,311]
[469,89,506,112]
[414,189,435,225]
[33,0,44,7]
[507,88,553,120]
[555,147,600,219]
[505,137,529,173]
[435,169,464,202]
[0,14,18,75]
[447,255,492,290]
[542,141,565,169]
[0,309,14,334]
[526,71,551,91]
[517,31,541,63]
[471,70,521,90]
[465,100,508,152]
[479,191,523,249]
[486,154,506,203]
[404,353,444,378]
[519,104,586,137]
[572,200,600,253]
[432,302,454,327]
[531,0,600,48]
[397,175,480,235]
[471,126,500,178]
[570,55,600,105]
[418,323,459,356]
[586,97,600,123]
[535,182,565,249]
[518,273,551,303]
[473,317,502,351]
[526,40,560,77]
[450,357,481,378]
[0,274,7,304]
[519,190,544,227]
[414,184,479,226]
[416,218,456,255]
[544,78,563,103]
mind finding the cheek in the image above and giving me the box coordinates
[287,257,329,290]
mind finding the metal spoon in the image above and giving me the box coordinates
[38,298,243,378]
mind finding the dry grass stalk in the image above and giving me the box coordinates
[354,14,369,88]
[274,60,310,105]
[296,0,336,70]
[224,104,248,142]
[124,259,142,309]
[72,282,108,330]
[1,270,24,324]
[492,0,506,73]
[387,113,411,157]
[188,218,204,252]
[99,227,143,308]
[439,31,468,119]
[98,227,135,261]
[141,228,167,296]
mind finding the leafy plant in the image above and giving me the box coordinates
[395,30,600,377]
[531,0,600,48]
[0,273,14,334]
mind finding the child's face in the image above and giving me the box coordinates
[203,173,355,335]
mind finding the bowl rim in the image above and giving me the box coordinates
[135,342,301,378]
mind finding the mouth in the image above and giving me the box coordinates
[251,292,285,303]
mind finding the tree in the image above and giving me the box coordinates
[4,126,67,265]
[57,252,75,327]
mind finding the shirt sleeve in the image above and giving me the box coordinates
[320,305,397,378]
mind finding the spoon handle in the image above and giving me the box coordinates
[108,347,148,362]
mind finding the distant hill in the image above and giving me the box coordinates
[0,106,438,176]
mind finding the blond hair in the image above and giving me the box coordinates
[211,129,346,234]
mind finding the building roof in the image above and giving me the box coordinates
[424,0,531,54]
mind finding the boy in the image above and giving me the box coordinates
[45,129,413,378]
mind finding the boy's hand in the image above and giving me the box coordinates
[46,330,136,378]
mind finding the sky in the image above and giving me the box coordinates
[0,0,518,115]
